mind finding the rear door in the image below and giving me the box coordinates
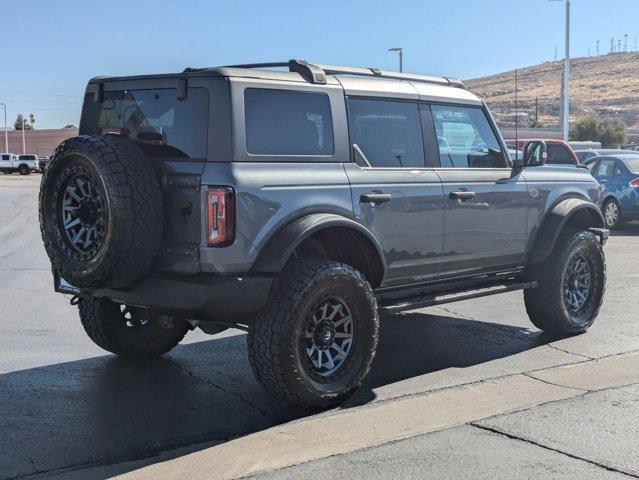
[428,104,528,276]
[343,94,444,287]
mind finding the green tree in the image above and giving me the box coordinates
[14,114,33,130]
[570,116,627,148]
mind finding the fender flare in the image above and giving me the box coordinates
[528,198,604,265]
[251,213,387,277]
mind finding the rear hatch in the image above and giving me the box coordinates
[79,79,211,274]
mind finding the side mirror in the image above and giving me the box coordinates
[523,140,547,167]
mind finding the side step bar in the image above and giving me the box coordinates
[380,281,537,314]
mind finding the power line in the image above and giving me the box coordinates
[0,90,78,98]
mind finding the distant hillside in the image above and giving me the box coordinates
[465,52,639,129]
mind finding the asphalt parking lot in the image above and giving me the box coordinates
[1,173,639,479]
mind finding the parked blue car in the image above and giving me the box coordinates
[583,154,639,229]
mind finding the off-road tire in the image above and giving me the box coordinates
[248,259,379,409]
[39,135,163,289]
[525,229,605,335]
[19,165,30,175]
[79,297,189,359]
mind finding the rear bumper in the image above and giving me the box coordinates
[64,274,274,323]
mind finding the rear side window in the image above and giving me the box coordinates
[431,105,507,168]
[623,157,639,173]
[547,144,573,164]
[81,88,208,158]
[347,98,425,168]
[244,88,334,156]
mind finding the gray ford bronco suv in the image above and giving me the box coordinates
[39,60,608,408]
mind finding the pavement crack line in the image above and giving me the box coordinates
[164,355,277,423]
[470,423,639,479]
[521,371,589,392]
[546,343,593,360]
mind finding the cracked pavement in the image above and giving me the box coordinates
[2,175,639,479]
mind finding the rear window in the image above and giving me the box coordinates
[244,88,334,156]
[623,157,639,173]
[81,88,208,158]
[19,155,36,160]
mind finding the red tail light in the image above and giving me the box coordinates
[630,178,639,188]
[207,187,235,246]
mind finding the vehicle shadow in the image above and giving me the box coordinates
[0,312,556,479]
[610,220,639,237]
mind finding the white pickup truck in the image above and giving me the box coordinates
[0,154,38,175]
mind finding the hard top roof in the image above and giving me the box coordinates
[88,59,481,104]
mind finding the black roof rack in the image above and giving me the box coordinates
[208,59,465,89]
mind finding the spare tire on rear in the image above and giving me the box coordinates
[39,135,163,289]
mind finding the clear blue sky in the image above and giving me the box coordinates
[2,0,638,128]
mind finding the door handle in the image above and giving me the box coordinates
[449,190,476,200]
[360,192,392,205]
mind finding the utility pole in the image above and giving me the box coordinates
[562,0,570,142]
[388,47,403,72]
[515,68,518,149]
[611,37,615,53]
[596,40,600,56]
[0,103,7,153]
[624,34,628,51]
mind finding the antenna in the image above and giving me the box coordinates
[596,40,600,56]
[618,39,622,52]
[624,33,629,51]
[515,68,518,154]
[610,37,615,53]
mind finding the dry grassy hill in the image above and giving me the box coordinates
[465,52,639,129]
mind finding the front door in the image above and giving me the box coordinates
[345,97,444,287]
[429,104,529,276]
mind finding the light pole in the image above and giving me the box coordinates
[388,47,403,72]
[21,115,26,154]
[551,0,570,142]
[0,103,7,153]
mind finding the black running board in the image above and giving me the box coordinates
[380,281,537,314]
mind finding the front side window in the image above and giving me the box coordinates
[596,159,621,178]
[81,88,208,158]
[431,105,507,168]
[347,98,425,168]
[244,88,334,156]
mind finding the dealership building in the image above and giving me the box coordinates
[1,128,78,157]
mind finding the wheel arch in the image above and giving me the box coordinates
[251,213,387,287]
[528,198,604,265]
